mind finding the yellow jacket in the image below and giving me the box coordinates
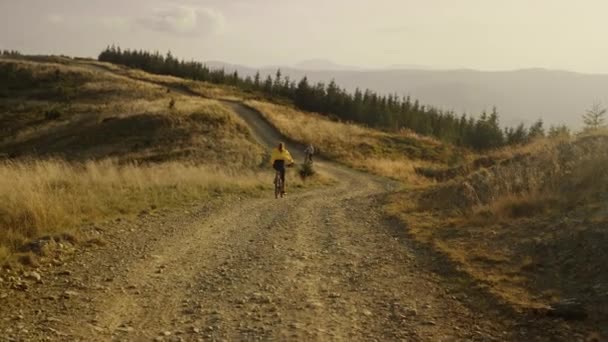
[270,147,294,165]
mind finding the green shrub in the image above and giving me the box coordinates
[299,161,316,180]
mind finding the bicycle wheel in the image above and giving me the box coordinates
[274,172,281,199]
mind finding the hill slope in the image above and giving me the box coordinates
[390,133,608,337]
[0,56,270,262]
[0,57,263,165]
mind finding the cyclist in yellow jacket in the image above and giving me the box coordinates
[270,142,294,195]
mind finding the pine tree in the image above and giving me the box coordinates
[263,75,273,94]
[243,76,253,90]
[582,103,607,130]
[469,108,504,150]
[548,124,571,138]
[274,69,282,93]
[528,119,545,139]
[281,76,291,97]
[507,123,528,145]
[231,71,239,86]
[295,77,311,109]
[253,72,261,89]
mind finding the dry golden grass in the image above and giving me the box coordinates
[62,60,462,186]
[0,159,270,262]
[0,58,335,264]
[1,58,263,166]
[389,132,608,314]
[1,58,166,129]
[485,136,568,161]
[474,133,608,213]
[245,100,455,185]
[1,57,175,106]
[471,192,555,222]
[74,61,462,186]
[81,60,245,101]
[0,57,279,263]
[0,157,333,263]
[246,100,371,145]
[348,157,436,186]
[386,195,551,309]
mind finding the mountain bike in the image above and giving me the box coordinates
[273,163,294,199]
[304,153,314,165]
[274,169,284,199]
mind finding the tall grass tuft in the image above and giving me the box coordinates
[0,159,266,258]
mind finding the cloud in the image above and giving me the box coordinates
[137,5,225,36]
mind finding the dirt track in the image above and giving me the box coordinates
[0,66,585,341]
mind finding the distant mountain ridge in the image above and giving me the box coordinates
[293,59,365,71]
[202,61,608,129]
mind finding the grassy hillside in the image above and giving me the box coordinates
[388,132,608,329]
[245,100,466,185]
[0,56,307,263]
[79,58,467,185]
[0,55,458,263]
[0,57,262,165]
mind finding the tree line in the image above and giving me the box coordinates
[98,46,571,150]
[1,50,22,57]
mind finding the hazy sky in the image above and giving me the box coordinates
[1,0,607,73]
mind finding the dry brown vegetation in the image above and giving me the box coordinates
[75,60,246,101]
[245,100,464,185]
[0,58,263,165]
[77,59,467,187]
[79,60,465,186]
[0,57,285,261]
[388,132,608,332]
[0,57,338,262]
[0,159,268,263]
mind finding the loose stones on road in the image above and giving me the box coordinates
[25,272,42,283]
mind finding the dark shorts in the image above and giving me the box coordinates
[273,159,286,171]
[273,160,286,183]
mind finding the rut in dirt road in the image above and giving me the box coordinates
[0,66,571,342]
